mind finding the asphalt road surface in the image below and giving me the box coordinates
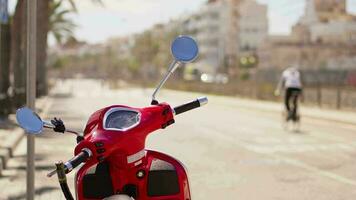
[1,79,356,200]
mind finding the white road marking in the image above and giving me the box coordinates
[242,142,356,154]
[197,126,356,186]
[272,155,356,186]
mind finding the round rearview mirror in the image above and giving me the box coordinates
[171,35,199,63]
[16,107,44,134]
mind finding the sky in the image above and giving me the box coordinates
[7,0,356,44]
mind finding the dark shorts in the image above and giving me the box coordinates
[285,88,302,112]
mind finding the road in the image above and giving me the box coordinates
[1,79,356,199]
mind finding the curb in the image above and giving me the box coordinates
[0,128,24,174]
[0,97,49,176]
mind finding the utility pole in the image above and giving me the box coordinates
[26,0,37,199]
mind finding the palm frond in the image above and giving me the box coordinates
[49,0,77,44]
[49,0,105,44]
[66,0,78,12]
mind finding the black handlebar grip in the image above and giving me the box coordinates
[174,97,208,115]
[65,149,91,173]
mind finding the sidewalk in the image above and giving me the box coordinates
[0,118,22,175]
[0,84,75,200]
[167,89,356,126]
[232,97,356,126]
[0,97,49,176]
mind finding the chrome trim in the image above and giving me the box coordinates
[198,96,208,106]
[82,148,93,158]
[103,107,141,132]
[43,120,55,129]
[152,60,181,101]
[64,162,73,172]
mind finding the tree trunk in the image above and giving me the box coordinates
[0,23,11,118]
[36,0,50,97]
[10,0,27,108]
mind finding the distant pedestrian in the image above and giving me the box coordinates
[274,65,303,121]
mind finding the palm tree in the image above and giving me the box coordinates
[0,3,11,118]
[11,0,27,107]
[10,0,103,104]
[49,0,77,44]
[36,0,51,97]
[49,0,104,44]
[65,0,103,12]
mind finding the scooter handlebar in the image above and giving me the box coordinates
[65,148,91,172]
[47,148,92,177]
[174,97,208,115]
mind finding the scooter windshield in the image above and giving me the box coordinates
[103,108,141,131]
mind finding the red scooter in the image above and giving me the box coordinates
[16,36,208,200]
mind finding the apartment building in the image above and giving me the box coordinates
[258,0,356,69]
[300,0,356,43]
[181,0,268,75]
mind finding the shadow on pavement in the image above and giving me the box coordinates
[0,118,17,130]
[0,174,21,180]
[8,186,58,200]
[50,93,72,99]
[13,153,47,162]
[291,129,309,135]
[7,164,55,171]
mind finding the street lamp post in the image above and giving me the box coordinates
[26,0,37,199]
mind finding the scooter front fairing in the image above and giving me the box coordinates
[75,150,191,200]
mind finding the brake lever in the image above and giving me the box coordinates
[47,161,68,178]
[47,161,69,178]
[47,169,57,178]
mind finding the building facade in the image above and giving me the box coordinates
[238,0,268,52]
[258,38,356,69]
[258,0,356,70]
[314,0,347,21]
[182,0,268,75]
[182,1,226,74]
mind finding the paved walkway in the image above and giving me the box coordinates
[0,85,78,200]
[0,97,49,177]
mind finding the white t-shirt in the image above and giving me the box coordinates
[282,68,302,89]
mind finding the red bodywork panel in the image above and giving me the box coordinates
[73,103,191,200]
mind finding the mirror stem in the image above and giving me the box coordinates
[151,60,180,104]
[66,129,81,136]
[43,121,81,136]
[43,121,55,129]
